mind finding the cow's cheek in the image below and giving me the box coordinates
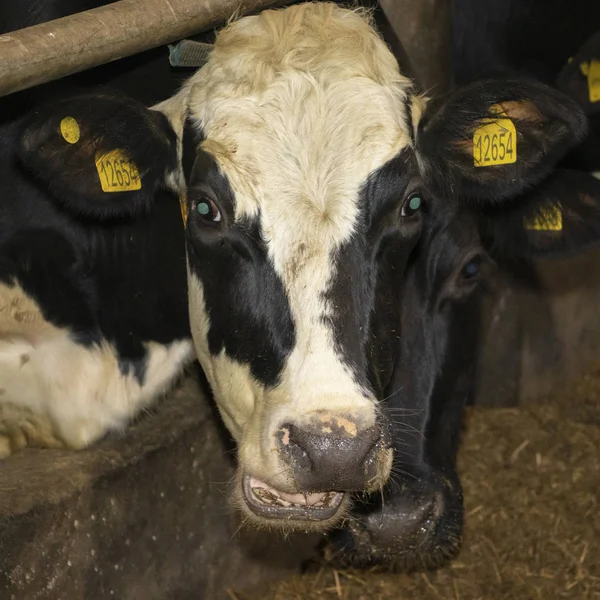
[208,354,259,442]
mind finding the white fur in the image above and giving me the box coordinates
[0,281,194,456]
[169,3,420,489]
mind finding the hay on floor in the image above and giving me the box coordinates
[248,368,600,600]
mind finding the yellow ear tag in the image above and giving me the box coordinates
[580,61,590,76]
[473,104,517,167]
[60,117,80,144]
[588,59,600,103]
[524,204,563,231]
[180,195,188,227]
[95,149,142,192]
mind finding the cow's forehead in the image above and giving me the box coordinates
[184,4,419,247]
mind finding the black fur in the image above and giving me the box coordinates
[18,94,179,221]
[329,192,484,570]
[0,92,189,384]
[184,149,296,387]
[325,68,600,570]
[418,75,589,203]
[324,151,418,390]
[453,0,600,87]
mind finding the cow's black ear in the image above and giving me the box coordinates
[477,169,600,260]
[416,76,588,204]
[18,92,180,221]
[556,30,600,118]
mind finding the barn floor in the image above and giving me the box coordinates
[247,367,600,600]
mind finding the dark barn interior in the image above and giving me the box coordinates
[0,1,599,599]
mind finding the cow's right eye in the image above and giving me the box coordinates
[194,197,222,223]
[401,193,423,218]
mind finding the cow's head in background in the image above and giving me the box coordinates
[155,2,600,535]
[326,160,600,569]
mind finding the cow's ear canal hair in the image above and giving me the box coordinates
[416,75,589,205]
[18,92,179,221]
[477,168,600,261]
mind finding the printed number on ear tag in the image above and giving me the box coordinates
[95,150,142,193]
[524,205,563,232]
[588,59,600,103]
[473,104,517,167]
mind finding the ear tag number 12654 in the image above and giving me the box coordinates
[473,105,517,167]
[95,149,142,192]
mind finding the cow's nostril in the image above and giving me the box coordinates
[277,424,313,471]
[278,419,391,492]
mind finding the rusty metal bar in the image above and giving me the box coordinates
[0,0,292,98]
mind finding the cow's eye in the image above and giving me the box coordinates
[462,255,481,279]
[401,193,423,217]
[194,198,222,223]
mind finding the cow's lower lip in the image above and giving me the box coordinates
[242,474,345,521]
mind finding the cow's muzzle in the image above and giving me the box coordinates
[241,412,393,525]
[327,472,464,570]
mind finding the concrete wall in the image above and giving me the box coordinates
[475,247,600,406]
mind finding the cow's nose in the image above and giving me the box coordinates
[278,417,392,492]
[364,490,445,551]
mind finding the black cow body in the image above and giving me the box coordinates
[2,0,600,574]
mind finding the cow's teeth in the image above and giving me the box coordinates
[250,477,342,509]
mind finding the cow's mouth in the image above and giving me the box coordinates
[242,474,345,521]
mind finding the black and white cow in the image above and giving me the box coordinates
[0,93,192,454]
[159,2,600,534]
[2,1,600,568]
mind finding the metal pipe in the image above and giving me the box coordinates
[0,0,291,97]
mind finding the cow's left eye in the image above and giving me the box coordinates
[401,193,423,217]
[195,198,222,223]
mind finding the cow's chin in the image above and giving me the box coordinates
[236,472,350,532]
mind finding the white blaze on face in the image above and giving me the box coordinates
[181,3,420,485]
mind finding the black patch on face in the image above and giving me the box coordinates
[323,151,420,390]
[326,199,485,570]
[378,204,483,467]
[185,148,296,387]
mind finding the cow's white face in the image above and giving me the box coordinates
[158,3,592,533]
[165,2,424,531]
